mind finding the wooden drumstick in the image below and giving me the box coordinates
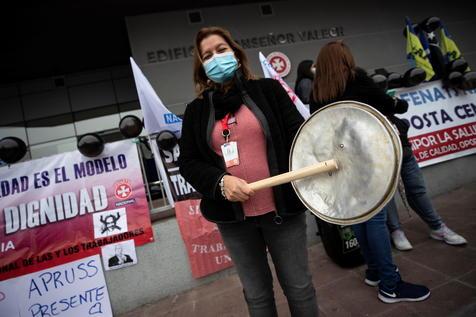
[248,159,338,191]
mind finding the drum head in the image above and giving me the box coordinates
[290,101,402,225]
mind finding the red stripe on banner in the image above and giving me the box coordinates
[0,226,154,281]
[409,122,476,162]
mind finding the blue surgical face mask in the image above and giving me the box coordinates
[203,51,239,84]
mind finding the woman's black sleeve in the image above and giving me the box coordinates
[178,104,227,200]
[357,75,409,115]
[297,78,313,104]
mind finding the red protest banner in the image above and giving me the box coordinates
[174,199,233,278]
[410,122,476,162]
[0,140,154,281]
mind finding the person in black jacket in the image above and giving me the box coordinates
[310,40,430,304]
[294,60,314,104]
[179,26,318,316]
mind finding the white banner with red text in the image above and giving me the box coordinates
[394,81,476,167]
[0,140,154,281]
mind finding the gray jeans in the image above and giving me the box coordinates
[217,212,318,317]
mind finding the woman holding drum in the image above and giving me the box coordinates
[179,26,318,316]
[309,40,431,303]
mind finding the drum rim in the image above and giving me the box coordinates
[289,100,403,225]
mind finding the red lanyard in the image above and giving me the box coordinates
[221,113,231,142]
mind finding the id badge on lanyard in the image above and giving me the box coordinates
[220,113,240,168]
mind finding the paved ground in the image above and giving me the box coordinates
[119,182,476,316]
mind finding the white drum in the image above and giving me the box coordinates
[289,101,402,225]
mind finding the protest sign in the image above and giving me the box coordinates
[394,81,476,166]
[0,255,112,317]
[174,200,233,278]
[0,140,154,281]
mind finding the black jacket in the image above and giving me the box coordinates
[310,68,411,147]
[178,78,306,223]
[295,78,313,104]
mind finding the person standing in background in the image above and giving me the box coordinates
[310,40,430,304]
[294,60,315,104]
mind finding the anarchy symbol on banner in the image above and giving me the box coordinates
[100,213,122,234]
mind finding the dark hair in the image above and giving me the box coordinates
[295,60,314,90]
[193,26,255,96]
[313,40,356,103]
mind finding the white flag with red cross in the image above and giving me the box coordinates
[259,52,310,119]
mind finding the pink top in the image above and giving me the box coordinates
[211,105,276,217]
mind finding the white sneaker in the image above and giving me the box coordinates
[430,224,467,245]
[391,229,413,251]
